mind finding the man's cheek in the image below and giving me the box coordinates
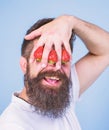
[29,62,43,78]
[62,65,71,78]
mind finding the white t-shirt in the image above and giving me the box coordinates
[0,65,81,130]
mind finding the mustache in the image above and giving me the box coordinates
[26,70,67,82]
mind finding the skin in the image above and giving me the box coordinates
[24,15,109,98]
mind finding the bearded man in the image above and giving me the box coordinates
[0,15,109,130]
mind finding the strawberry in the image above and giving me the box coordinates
[62,48,70,64]
[48,49,58,64]
[34,46,43,62]
[34,46,70,64]
[34,46,57,64]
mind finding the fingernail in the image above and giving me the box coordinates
[56,65,61,70]
[41,63,46,68]
[29,58,34,63]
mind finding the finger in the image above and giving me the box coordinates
[41,39,53,67]
[25,27,42,40]
[63,40,72,59]
[55,41,62,69]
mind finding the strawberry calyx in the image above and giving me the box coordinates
[48,60,55,64]
[36,58,41,62]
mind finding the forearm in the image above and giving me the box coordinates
[67,15,109,56]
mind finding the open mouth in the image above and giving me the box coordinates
[42,76,61,88]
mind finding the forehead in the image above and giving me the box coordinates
[33,37,39,45]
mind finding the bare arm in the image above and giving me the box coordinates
[69,16,109,95]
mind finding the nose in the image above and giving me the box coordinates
[47,63,61,72]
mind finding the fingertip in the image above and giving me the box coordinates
[56,61,61,70]
[41,63,47,68]
[24,33,34,40]
[57,65,61,70]
[24,35,29,40]
[29,57,35,63]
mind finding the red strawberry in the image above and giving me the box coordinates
[48,49,58,64]
[62,48,70,64]
[34,46,70,64]
[34,46,43,62]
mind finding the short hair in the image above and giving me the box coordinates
[21,18,75,61]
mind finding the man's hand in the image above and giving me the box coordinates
[25,15,73,70]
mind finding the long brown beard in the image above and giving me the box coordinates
[24,66,71,118]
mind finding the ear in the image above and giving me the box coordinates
[20,56,27,74]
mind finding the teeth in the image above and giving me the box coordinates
[46,76,59,80]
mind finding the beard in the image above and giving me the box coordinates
[24,65,71,118]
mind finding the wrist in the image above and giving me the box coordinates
[60,15,78,30]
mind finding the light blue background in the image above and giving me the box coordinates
[0,0,109,130]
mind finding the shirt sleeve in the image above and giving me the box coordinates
[71,64,80,103]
